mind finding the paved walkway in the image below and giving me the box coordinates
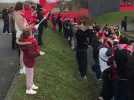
[0,20,18,100]
[127,23,134,32]
[121,23,134,40]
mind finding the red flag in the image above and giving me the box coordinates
[39,0,59,13]
[39,0,47,7]
[23,3,33,24]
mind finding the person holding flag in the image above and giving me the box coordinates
[37,8,46,46]
[14,2,33,74]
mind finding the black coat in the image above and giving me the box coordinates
[86,29,97,45]
[127,53,134,100]
[76,29,89,49]
[127,53,134,78]
[2,9,9,24]
[114,49,128,79]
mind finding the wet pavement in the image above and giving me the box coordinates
[0,19,18,100]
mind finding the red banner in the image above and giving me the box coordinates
[39,0,47,7]
[39,0,59,13]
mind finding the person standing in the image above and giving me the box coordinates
[114,48,129,100]
[75,23,88,80]
[65,20,73,46]
[57,14,62,32]
[121,16,127,32]
[2,8,10,34]
[63,18,68,39]
[126,41,134,100]
[14,2,32,74]
[19,30,40,95]
[37,9,45,46]
[9,7,16,50]
[51,14,57,32]
[98,47,113,100]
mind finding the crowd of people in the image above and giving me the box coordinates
[2,1,48,95]
[1,2,48,49]
[1,1,134,99]
[51,14,134,100]
[121,0,134,5]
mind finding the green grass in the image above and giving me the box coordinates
[8,28,99,100]
[95,11,134,24]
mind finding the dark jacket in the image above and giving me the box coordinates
[2,9,9,24]
[114,49,128,79]
[127,53,134,100]
[76,29,88,49]
[127,53,134,77]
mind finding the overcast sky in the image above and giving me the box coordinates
[0,0,56,3]
[0,0,71,3]
[0,0,26,3]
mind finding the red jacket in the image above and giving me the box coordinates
[20,35,40,68]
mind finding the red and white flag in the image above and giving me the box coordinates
[23,0,59,25]
[39,0,59,12]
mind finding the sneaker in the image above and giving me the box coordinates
[32,84,39,90]
[97,97,104,100]
[8,33,12,35]
[23,67,26,74]
[19,67,26,74]
[80,76,87,80]
[98,78,102,81]
[83,76,87,80]
[26,89,37,95]
[40,51,45,56]
[19,68,24,74]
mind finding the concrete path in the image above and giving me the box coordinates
[122,23,134,40]
[127,23,134,32]
[0,20,18,100]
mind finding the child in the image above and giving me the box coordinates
[19,30,40,95]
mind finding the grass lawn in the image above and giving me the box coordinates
[95,11,134,24]
[7,28,99,100]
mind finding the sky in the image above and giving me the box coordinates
[0,0,60,3]
[0,0,27,3]
[0,0,71,3]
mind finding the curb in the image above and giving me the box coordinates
[125,34,134,40]
[4,72,19,100]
